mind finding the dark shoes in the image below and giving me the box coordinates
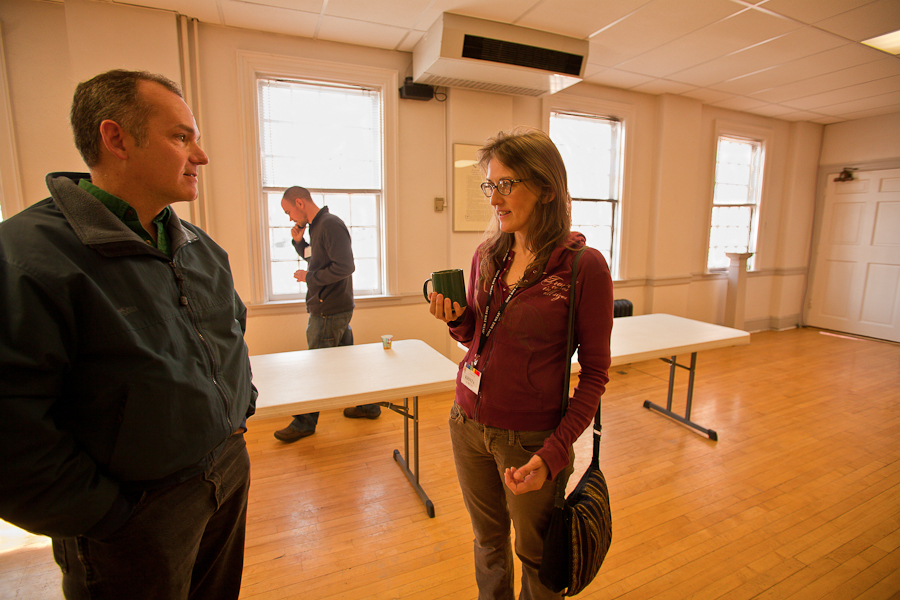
[274,405,379,440]
[273,425,315,443]
[343,404,382,419]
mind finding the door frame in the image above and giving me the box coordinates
[804,158,900,332]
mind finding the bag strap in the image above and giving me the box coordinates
[554,246,598,501]
[560,246,585,415]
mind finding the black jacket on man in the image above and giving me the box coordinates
[0,173,256,538]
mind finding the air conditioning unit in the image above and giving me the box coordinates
[412,13,589,97]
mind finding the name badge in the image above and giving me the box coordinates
[304,247,312,259]
[461,362,481,394]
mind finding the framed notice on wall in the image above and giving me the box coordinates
[453,144,491,232]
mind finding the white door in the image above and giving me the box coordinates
[806,168,900,343]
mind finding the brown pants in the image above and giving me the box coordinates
[449,403,574,600]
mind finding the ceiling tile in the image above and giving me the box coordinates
[631,78,697,95]
[709,42,884,95]
[583,68,656,89]
[811,91,900,118]
[746,103,797,117]
[778,108,833,121]
[710,95,769,111]
[752,58,900,103]
[619,7,802,78]
[680,87,734,104]
[396,30,426,53]
[417,0,542,29]
[813,0,900,42]
[809,115,846,124]
[220,1,319,38]
[518,0,650,39]
[783,76,900,110]
[834,104,900,121]
[586,0,742,68]
[667,26,848,87]
[665,59,749,88]
[758,0,873,24]
[707,65,781,95]
[324,0,434,29]
[228,0,322,11]
[79,0,900,123]
[316,15,409,49]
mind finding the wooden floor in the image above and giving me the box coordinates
[2,326,899,599]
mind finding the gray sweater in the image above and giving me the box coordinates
[292,206,355,316]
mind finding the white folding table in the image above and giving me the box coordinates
[250,339,458,518]
[576,313,751,440]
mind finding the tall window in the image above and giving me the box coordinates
[549,111,621,274]
[258,78,383,300]
[707,136,763,271]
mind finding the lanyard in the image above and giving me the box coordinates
[474,251,519,368]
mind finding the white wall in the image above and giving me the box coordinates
[820,112,900,166]
[4,0,895,355]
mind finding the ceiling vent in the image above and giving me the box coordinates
[412,13,589,97]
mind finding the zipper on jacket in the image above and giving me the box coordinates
[170,260,234,432]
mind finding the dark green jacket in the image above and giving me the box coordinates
[0,173,256,538]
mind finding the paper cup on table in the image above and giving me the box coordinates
[381,335,393,349]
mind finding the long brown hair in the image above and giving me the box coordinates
[475,127,573,300]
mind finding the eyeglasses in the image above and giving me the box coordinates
[480,178,529,197]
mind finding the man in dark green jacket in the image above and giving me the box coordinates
[0,70,256,599]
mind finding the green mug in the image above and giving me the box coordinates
[423,269,467,308]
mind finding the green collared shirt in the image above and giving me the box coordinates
[78,179,171,256]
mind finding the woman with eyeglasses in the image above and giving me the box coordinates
[428,127,614,599]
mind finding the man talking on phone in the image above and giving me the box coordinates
[273,186,381,442]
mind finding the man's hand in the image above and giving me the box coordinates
[504,454,549,495]
[294,269,307,283]
[291,224,306,243]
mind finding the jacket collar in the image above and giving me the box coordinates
[45,172,198,256]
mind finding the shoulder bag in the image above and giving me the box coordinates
[538,246,613,596]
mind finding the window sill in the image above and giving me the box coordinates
[247,293,426,317]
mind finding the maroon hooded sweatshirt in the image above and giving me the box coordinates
[449,233,614,479]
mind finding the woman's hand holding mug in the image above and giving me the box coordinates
[429,292,466,323]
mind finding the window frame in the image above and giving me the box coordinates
[238,51,399,306]
[263,187,383,300]
[257,77,384,301]
[706,120,772,273]
[549,110,622,272]
[0,22,24,222]
[543,93,634,280]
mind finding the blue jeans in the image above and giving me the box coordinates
[52,433,250,600]
[290,310,354,430]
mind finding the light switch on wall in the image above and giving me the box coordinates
[434,197,444,212]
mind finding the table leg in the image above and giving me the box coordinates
[643,352,718,441]
[385,396,436,518]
